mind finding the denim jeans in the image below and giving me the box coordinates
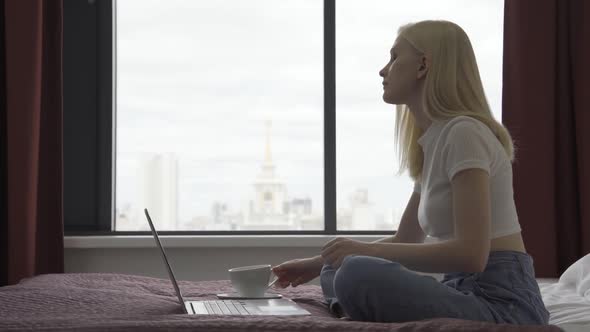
[320,250,550,324]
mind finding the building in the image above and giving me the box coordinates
[136,152,179,230]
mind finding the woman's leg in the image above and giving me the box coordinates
[321,254,496,323]
[320,261,346,317]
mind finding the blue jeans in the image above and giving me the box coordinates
[320,250,550,324]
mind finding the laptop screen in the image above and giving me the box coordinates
[144,208,187,312]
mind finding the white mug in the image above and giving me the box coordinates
[228,264,279,297]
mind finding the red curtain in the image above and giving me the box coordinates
[503,0,590,277]
[0,0,64,286]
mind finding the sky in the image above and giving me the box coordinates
[115,0,504,226]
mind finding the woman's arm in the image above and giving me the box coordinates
[371,240,481,273]
[371,168,491,274]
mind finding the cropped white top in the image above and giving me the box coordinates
[413,115,521,240]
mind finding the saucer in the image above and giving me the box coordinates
[216,292,283,300]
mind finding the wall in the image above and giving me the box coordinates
[64,235,444,287]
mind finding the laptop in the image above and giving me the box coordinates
[144,208,312,316]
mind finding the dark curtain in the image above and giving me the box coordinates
[503,0,590,277]
[0,0,64,286]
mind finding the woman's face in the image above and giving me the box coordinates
[379,37,427,105]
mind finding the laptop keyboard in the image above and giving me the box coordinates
[200,300,252,315]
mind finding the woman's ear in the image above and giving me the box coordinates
[417,55,430,79]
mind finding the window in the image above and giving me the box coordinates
[64,0,504,235]
[335,0,504,231]
[115,0,324,232]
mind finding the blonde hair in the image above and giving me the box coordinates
[392,20,518,183]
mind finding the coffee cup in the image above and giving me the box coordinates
[228,264,279,297]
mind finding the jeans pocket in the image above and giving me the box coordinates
[473,282,515,305]
[474,266,517,292]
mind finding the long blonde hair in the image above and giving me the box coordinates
[392,20,517,183]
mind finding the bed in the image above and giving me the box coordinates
[535,253,590,332]
[0,272,567,332]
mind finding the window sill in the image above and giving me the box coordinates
[64,235,388,249]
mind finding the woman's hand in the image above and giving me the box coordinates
[320,237,376,269]
[271,256,324,288]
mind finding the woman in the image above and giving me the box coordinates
[271,20,550,325]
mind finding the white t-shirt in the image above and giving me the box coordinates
[413,115,521,240]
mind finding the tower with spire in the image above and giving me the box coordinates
[248,118,289,226]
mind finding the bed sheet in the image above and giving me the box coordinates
[536,253,590,330]
[0,273,562,332]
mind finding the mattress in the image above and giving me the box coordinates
[0,273,562,331]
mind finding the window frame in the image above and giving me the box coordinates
[63,0,392,236]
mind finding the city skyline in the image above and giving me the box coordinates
[116,117,405,231]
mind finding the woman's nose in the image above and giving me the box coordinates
[379,65,388,77]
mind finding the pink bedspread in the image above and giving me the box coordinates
[0,273,562,331]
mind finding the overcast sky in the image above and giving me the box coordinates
[115,0,504,226]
